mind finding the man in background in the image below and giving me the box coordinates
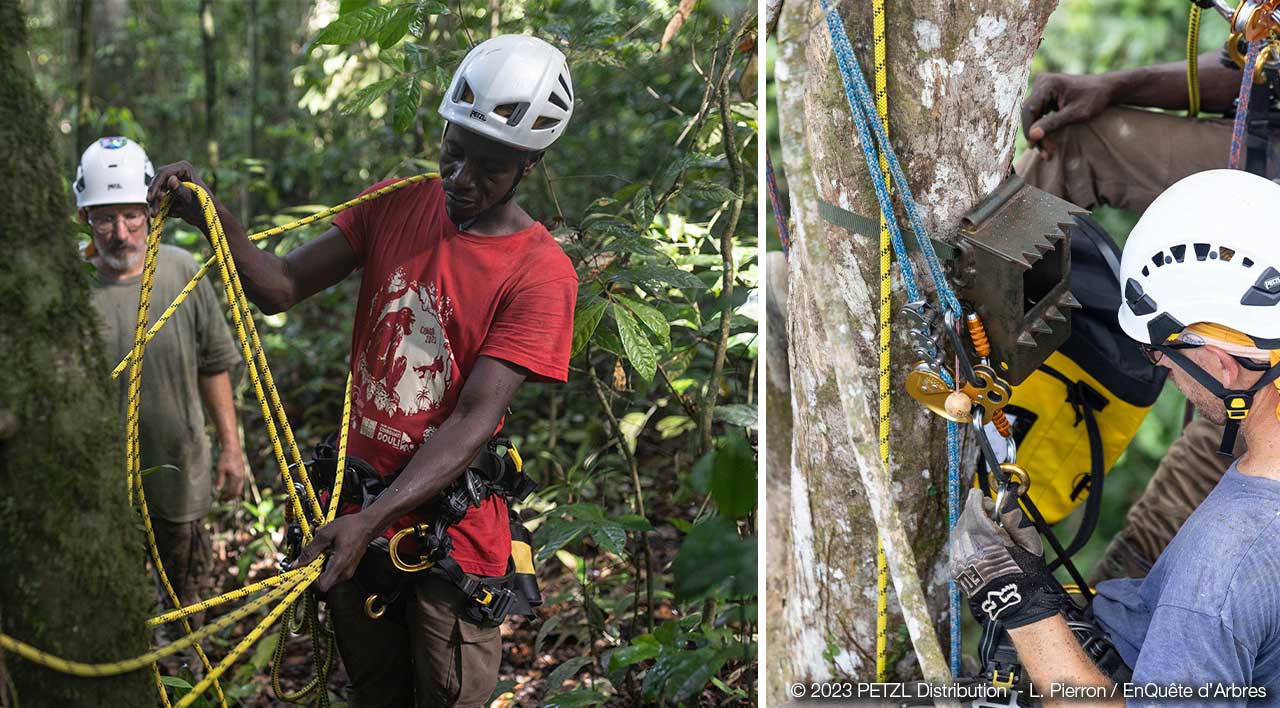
[76,136,245,616]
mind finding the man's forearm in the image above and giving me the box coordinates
[357,412,497,539]
[1109,51,1241,114]
[1008,615,1121,708]
[200,196,298,313]
[198,370,241,451]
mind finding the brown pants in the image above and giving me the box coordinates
[327,556,502,708]
[151,517,213,622]
[1016,107,1248,583]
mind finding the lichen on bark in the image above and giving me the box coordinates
[0,0,154,704]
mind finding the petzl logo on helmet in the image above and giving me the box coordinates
[980,584,1023,621]
[1265,275,1280,292]
[470,110,488,122]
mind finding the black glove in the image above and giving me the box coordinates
[948,488,1064,629]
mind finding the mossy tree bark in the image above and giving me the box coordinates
[771,0,1056,687]
[0,0,153,705]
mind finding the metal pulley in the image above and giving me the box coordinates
[951,175,1085,385]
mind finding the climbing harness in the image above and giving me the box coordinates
[0,175,439,707]
[300,433,543,628]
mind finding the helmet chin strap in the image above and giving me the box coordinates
[1158,345,1280,456]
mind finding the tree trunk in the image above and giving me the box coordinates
[200,0,219,188]
[0,1,153,705]
[72,0,92,162]
[772,0,1056,686]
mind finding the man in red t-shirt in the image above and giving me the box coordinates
[150,35,578,707]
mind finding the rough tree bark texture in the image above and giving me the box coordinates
[0,1,153,704]
[770,0,1056,690]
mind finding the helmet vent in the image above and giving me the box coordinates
[1152,252,1167,268]
[455,81,475,104]
[548,91,568,111]
[1170,245,1187,263]
[533,116,561,130]
[558,73,572,101]
[1220,247,1236,262]
[1194,243,1211,261]
[1243,257,1255,268]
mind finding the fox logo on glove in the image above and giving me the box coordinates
[980,584,1023,621]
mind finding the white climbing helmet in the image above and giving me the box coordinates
[437,34,573,152]
[1118,169,1280,349]
[74,136,154,208]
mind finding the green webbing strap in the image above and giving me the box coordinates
[819,199,879,236]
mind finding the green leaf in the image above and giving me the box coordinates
[571,299,607,357]
[671,517,756,601]
[543,688,609,708]
[393,77,422,133]
[534,613,562,656]
[681,180,740,202]
[376,5,415,49]
[607,639,662,671]
[313,5,398,46]
[612,303,657,381]
[712,403,758,429]
[710,436,757,519]
[415,0,449,16]
[631,186,654,226]
[666,647,731,702]
[593,522,627,557]
[339,0,373,14]
[534,518,592,562]
[613,514,652,532]
[545,656,595,696]
[610,265,707,291]
[618,409,652,454]
[340,77,398,115]
[614,294,670,350]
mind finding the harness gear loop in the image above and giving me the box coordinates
[389,525,437,573]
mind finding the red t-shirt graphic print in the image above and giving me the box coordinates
[334,177,577,576]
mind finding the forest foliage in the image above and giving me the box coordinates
[22,0,758,704]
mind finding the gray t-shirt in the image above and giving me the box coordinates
[1094,463,1280,707]
[90,244,240,522]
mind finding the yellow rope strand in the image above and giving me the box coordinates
[873,0,892,683]
[1188,4,1203,117]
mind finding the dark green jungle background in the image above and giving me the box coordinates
[20,0,758,705]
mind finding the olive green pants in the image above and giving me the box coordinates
[1016,107,1248,582]
[327,555,503,708]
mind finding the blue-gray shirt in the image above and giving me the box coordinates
[1093,463,1280,707]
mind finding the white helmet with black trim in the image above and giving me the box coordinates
[1118,168,1280,349]
[438,34,573,152]
[74,136,155,208]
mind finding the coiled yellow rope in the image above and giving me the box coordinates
[0,170,400,704]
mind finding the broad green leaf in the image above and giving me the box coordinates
[681,180,740,202]
[534,613,562,655]
[571,299,607,357]
[712,403,758,429]
[610,264,707,291]
[671,517,756,601]
[666,647,731,702]
[313,5,398,46]
[614,294,671,350]
[543,688,609,708]
[375,5,415,49]
[340,77,397,115]
[607,640,662,671]
[613,303,657,381]
[710,436,756,519]
[618,409,652,454]
[631,186,654,226]
[534,518,591,562]
[393,77,422,133]
[593,521,627,557]
[613,514,652,532]
[339,0,373,14]
[544,656,595,697]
